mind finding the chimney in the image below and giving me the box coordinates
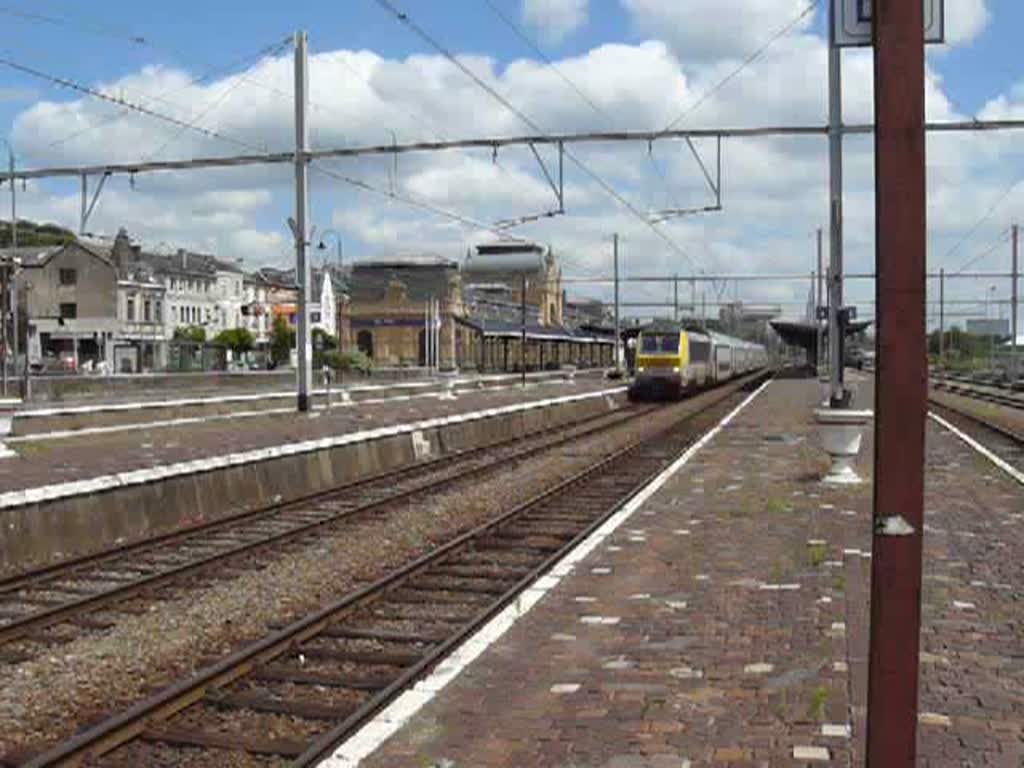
[111,227,133,272]
[178,249,187,269]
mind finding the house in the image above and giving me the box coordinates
[9,241,120,370]
[259,265,343,338]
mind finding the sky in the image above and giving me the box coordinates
[0,0,1022,331]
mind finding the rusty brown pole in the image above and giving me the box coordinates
[866,1,927,766]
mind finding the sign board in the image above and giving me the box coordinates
[834,0,944,47]
[966,318,1010,337]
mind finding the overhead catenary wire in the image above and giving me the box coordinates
[941,172,1024,265]
[952,226,1011,275]
[372,0,702,273]
[662,0,819,132]
[311,161,523,240]
[0,3,148,45]
[484,0,687,216]
[142,38,293,161]
[0,56,261,151]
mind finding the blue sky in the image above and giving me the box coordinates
[0,1,1021,328]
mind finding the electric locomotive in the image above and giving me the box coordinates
[628,322,766,401]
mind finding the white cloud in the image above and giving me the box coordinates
[522,0,588,44]
[944,0,990,46]
[622,0,816,64]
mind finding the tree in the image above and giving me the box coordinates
[173,325,206,344]
[214,328,255,355]
[312,328,338,368]
[269,314,295,365]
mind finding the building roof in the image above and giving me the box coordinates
[474,318,611,343]
[348,261,457,303]
[2,241,114,269]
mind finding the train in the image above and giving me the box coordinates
[628,325,767,401]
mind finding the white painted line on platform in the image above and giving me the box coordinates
[319,378,772,767]
[17,370,579,419]
[928,412,1024,486]
[0,386,627,510]
[11,377,578,444]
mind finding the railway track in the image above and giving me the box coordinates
[929,397,1024,467]
[0,401,655,658]
[11,372,768,768]
[931,376,1024,411]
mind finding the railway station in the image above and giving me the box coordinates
[0,1,1022,767]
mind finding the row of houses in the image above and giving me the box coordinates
[3,228,339,373]
[2,229,615,374]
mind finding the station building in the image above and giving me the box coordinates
[338,243,615,371]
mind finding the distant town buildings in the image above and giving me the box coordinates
[1,228,613,373]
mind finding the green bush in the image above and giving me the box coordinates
[173,325,206,344]
[324,349,372,375]
[213,328,255,355]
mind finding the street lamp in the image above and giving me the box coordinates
[317,229,343,271]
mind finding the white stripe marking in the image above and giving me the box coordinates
[0,387,626,509]
[320,378,771,767]
[929,412,1024,486]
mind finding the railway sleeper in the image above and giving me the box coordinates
[426,565,531,580]
[141,726,307,758]
[295,645,422,667]
[473,537,561,553]
[203,689,353,721]
[406,579,510,596]
[368,610,472,625]
[317,625,445,645]
[252,664,389,691]
[383,590,489,606]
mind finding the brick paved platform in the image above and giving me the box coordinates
[347,376,1023,768]
[0,377,612,494]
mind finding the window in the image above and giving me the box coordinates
[357,330,374,358]
[59,302,77,320]
[689,339,711,363]
[144,300,152,322]
[156,300,162,321]
[126,298,135,322]
[59,268,77,286]
[310,311,322,324]
[640,334,680,354]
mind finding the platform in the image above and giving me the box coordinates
[332,376,1024,767]
[0,374,607,494]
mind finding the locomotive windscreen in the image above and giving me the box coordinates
[640,334,680,354]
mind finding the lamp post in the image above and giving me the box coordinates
[317,229,343,271]
[988,285,998,372]
[1,139,15,398]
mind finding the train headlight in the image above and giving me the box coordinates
[637,366,645,373]
[672,366,680,373]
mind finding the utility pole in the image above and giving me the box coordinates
[1013,224,1019,380]
[939,267,945,366]
[673,273,678,323]
[520,275,527,387]
[828,0,846,406]
[293,30,312,412]
[866,2,927,765]
[817,227,825,373]
[613,233,620,371]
